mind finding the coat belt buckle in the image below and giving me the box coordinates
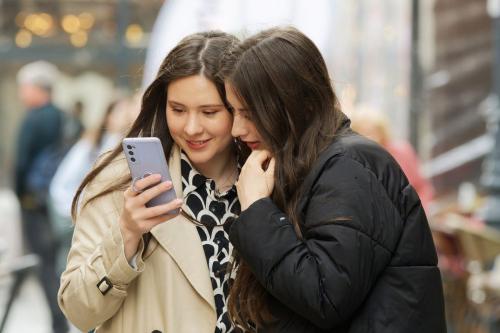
[96,276,113,295]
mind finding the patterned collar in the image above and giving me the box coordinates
[180,151,238,198]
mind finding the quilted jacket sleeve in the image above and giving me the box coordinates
[230,155,403,329]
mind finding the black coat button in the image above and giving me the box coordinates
[152,330,162,333]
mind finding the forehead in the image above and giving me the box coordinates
[224,82,245,108]
[167,75,222,106]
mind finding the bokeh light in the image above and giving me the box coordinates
[62,14,80,34]
[125,24,144,45]
[15,29,32,48]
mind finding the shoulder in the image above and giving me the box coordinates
[331,132,393,165]
[28,105,63,131]
[313,132,401,180]
[304,132,410,214]
[95,150,129,182]
[34,103,63,118]
[83,151,130,200]
[326,131,408,188]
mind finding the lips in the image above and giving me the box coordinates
[186,139,211,150]
[245,141,260,150]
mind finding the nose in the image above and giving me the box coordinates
[231,115,248,138]
[184,113,203,136]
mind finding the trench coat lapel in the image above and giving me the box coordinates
[150,145,216,310]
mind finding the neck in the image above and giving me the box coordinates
[28,98,51,110]
[193,146,236,186]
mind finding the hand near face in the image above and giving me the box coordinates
[237,150,276,211]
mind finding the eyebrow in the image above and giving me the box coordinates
[199,104,225,108]
[167,100,225,108]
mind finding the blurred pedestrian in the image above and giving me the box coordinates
[14,60,69,333]
[63,100,84,146]
[49,96,139,275]
[351,105,435,214]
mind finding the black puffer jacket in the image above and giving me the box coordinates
[230,126,446,332]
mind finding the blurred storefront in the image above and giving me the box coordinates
[420,0,492,205]
[0,0,163,187]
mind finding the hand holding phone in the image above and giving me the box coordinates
[119,138,183,259]
[122,137,178,208]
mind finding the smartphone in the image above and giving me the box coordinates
[122,137,179,213]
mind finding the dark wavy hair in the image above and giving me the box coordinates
[71,31,241,218]
[225,26,348,330]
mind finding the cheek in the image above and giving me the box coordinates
[248,122,263,141]
[166,112,181,136]
[19,86,32,102]
[211,113,233,137]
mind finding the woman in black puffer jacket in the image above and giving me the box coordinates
[223,26,447,333]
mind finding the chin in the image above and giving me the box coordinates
[183,148,216,164]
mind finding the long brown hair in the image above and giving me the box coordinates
[226,27,347,330]
[71,31,240,219]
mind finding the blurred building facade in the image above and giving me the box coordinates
[1,0,494,205]
[0,0,163,188]
[420,0,493,203]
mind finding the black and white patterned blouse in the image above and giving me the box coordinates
[180,152,239,333]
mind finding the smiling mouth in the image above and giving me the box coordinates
[186,139,211,149]
[188,140,210,144]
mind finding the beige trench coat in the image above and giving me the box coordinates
[58,146,218,333]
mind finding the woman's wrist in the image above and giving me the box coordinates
[119,219,142,261]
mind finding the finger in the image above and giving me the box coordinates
[124,174,162,197]
[242,150,259,167]
[137,180,174,205]
[134,173,163,191]
[244,149,269,168]
[265,158,276,177]
[142,198,183,219]
[254,149,271,161]
[124,174,157,197]
[124,186,137,197]
[253,150,273,170]
[124,179,142,197]
[241,149,261,169]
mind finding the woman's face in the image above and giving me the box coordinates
[226,83,265,151]
[166,75,234,168]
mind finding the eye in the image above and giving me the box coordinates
[170,107,184,113]
[202,109,220,116]
[239,110,251,120]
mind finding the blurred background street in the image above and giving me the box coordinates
[1,0,500,332]
[1,275,54,333]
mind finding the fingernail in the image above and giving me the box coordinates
[164,180,172,186]
[175,198,183,205]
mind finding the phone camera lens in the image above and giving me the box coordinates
[126,145,132,149]
[128,151,134,155]
[131,157,136,162]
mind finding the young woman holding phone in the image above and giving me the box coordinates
[224,27,447,332]
[58,31,246,333]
